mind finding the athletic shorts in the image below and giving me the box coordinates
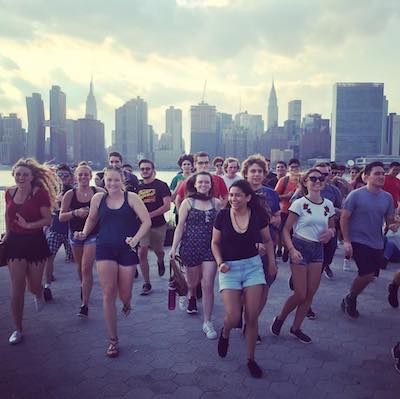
[96,244,139,266]
[219,255,266,291]
[46,230,69,256]
[140,224,167,252]
[292,236,323,265]
[352,242,384,277]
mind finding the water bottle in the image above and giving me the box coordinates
[168,282,176,310]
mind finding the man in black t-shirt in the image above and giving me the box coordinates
[137,159,171,295]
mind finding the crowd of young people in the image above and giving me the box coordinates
[2,152,400,377]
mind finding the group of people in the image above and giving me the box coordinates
[2,150,400,378]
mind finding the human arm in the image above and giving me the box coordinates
[169,199,190,258]
[125,193,152,249]
[260,225,278,279]
[211,227,229,273]
[149,196,171,219]
[15,206,52,230]
[74,193,103,240]
[340,208,353,258]
[282,212,303,264]
[59,190,82,222]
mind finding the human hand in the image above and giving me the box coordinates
[218,262,230,273]
[75,207,89,218]
[343,241,353,258]
[74,231,87,241]
[320,228,334,244]
[125,236,139,251]
[257,243,267,256]
[15,213,30,229]
[289,248,303,264]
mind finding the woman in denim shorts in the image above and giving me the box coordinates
[60,163,105,317]
[270,169,335,344]
[212,180,277,378]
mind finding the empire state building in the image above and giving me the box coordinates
[267,80,278,129]
[85,76,97,120]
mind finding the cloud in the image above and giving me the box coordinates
[0,54,19,70]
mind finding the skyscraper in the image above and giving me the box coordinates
[288,100,302,128]
[216,112,233,156]
[267,80,278,129]
[75,118,105,167]
[49,85,67,162]
[234,111,264,156]
[0,113,25,164]
[300,114,330,160]
[387,113,400,156]
[331,83,386,161]
[190,101,217,157]
[85,76,97,120]
[115,97,150,162]
[165,106,183,154]
[26,93,45,162]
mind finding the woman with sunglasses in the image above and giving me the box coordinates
[60,162,104,317]
[270,169,335,344]
[74,167,151,357]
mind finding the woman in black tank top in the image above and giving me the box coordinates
[75,167,151,358]
[60,163,105,318]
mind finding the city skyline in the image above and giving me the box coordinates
[0,1,399,147]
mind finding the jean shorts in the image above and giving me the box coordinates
[219,255,266,291]
[291,236,323,266]
[69,231,97,247]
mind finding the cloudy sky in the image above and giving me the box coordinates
[0,0,399,148]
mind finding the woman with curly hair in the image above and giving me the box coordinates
[3,158,58,345]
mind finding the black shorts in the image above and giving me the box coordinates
[352,242,384,277]
[6,231,50,264]
[96,244,139,266]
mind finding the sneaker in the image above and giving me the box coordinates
[196,283,202,299]
[282,250,289,263]
[178,296,187,311]
[33,294,45,312]
[43,287,53,302]
[388,283,399,308]
[288,275,294,291]
[343,258,352,272]
[140,283,152,296]
[157,260,165,277]
[247,359,263,378]
[77,305,88,318]
[341,295,360,319]
[202,321,217,339]
[270,316,284,336]
[276,248,283,257]
[186,297,198,314]
[324,265,334,279]
[394,357,400,374]
[135,268,139,279]
[242,324,261,344]
[290,328,312,344]
[306,308,316,320]
[392,342,400,360]
[218,328,229,358]
[9,330,23,345]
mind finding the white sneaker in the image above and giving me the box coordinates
[33,295,45,312]
[343,258,353,272]
[202,321,217,340]
[9,330,23,345]
[178,296,187,311]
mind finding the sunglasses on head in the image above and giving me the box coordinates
[308,175,325,183]
[57,172,70,177]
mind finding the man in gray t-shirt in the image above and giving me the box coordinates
[340,162,398,319]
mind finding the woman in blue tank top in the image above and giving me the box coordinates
[75,167,151,358]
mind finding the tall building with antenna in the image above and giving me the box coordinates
[85,76,97,120]
[267,80,279,129]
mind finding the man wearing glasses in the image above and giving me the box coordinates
[175,152,228,210]
[137,160,171,295]
[44,164,74,301]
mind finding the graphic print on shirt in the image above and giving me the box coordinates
[138,188,156,204]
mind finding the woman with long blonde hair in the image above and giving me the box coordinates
[60,162,105,317]
[3,158,58,344]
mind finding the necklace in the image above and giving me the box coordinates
[232,208,250,232]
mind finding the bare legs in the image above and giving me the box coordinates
[72,244,95,306]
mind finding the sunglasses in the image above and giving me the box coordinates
[308,176,325,183]
[197,161,209,165]
[15,172,31,177]
[140,167,152,171]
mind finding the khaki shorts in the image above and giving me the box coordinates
[140,224,167,252]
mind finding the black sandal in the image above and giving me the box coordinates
[122,304,131,317]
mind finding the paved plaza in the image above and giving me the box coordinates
[0,247,399,399]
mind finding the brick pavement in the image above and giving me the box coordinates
[0,247,399,399]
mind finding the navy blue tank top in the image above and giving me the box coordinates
[97,192,140,246]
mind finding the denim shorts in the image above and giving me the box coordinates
[69,231,97,247]
[291,236,323,266]
[219,255,266,291]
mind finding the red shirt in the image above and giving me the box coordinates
[177,174,228,200]
[5,187,51,234]
[383,175,400,208]
[275,176,298,214]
